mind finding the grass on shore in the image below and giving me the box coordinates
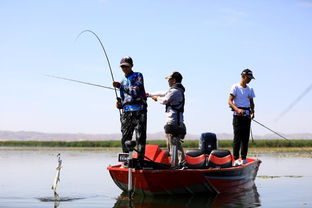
[1,139,312,148]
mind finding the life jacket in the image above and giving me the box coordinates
[165,83,185,124]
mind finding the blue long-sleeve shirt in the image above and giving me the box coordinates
[119,71,147,112]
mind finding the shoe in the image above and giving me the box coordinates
[242,159,248,164]
[233,159,242,166]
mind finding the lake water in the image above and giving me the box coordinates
[0,148,311,208]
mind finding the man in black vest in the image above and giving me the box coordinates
[147,72,186,168]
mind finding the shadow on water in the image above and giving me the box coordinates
[113,185,260,208]
[37,197,84,208]
[38,197,84,202]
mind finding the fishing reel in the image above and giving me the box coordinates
[125,140,137,152]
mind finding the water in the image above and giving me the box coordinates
[0,148,311,208]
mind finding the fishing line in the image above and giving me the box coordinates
[45,74,118,91]
[250,126,254,143]
[275,82,312,121]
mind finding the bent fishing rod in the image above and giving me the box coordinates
[45,74,118,91]
[76,30,121,117]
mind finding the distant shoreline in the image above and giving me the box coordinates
[0,146,311,156]
[1,139,312,149]
[1,130,312,141]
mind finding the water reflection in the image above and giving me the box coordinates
[38,197,84,208]
[113,185,260,208]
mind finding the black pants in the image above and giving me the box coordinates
[121,110,147,160]
[233,115,251,160]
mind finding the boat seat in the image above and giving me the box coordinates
[186,149,204,157]
[133,144,170,165]
[207,149,232,168]
[185,153,206,169]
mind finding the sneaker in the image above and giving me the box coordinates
[242,159,248,164]
[233,159,242,166]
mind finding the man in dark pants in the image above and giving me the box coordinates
[228,69,255,166]
[113,56,147,161]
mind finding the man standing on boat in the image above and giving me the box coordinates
[112,56,147,161]
[228,69,255,166]
[147,71,186,168]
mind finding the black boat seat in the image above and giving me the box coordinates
[207,149,232,168]
[185,153,206,169]
[186,149,204,157]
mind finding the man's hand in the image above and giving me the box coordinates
[151,96,158,101]
[236,108,244,115]
[113,81,120,88]
[250,109,255,119]
[116,100,123,109]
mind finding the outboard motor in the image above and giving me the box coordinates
[199,132,217,155]
[185,132,217,169]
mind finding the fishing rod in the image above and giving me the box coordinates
[76,30,121,117]
[252,119,290,141]
[45,74,118,91]
[252,119,312,153]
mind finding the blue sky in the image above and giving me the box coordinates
[1,0,312,135]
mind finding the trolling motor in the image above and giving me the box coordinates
[125,140,137,168]
[118,141,141,169]
[124,140,137,199]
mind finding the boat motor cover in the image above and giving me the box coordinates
[199,132,217,154]
[207,149,232,168]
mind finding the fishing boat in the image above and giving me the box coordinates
[107,133,261,195]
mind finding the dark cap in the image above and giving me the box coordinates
[120,56,133,67]
[241,69,255,79]
[165,71,183,82]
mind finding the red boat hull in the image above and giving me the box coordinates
[107,158,261,195]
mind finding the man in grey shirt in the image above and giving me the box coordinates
[147,71,186,168]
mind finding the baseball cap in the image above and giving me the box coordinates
[241,69,255,79]
[165,71,183,82]
[120,56,133,67]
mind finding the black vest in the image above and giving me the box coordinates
[165,84,185,124]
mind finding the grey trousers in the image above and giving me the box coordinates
[164,123,186,167]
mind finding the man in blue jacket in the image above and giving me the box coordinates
[113,56,147,161]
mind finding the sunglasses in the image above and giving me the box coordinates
[121,65,130,69]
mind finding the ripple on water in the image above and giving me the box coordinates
[257,175,303,179]
[37,197,84,202]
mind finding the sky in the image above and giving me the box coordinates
[0,0,312,136]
